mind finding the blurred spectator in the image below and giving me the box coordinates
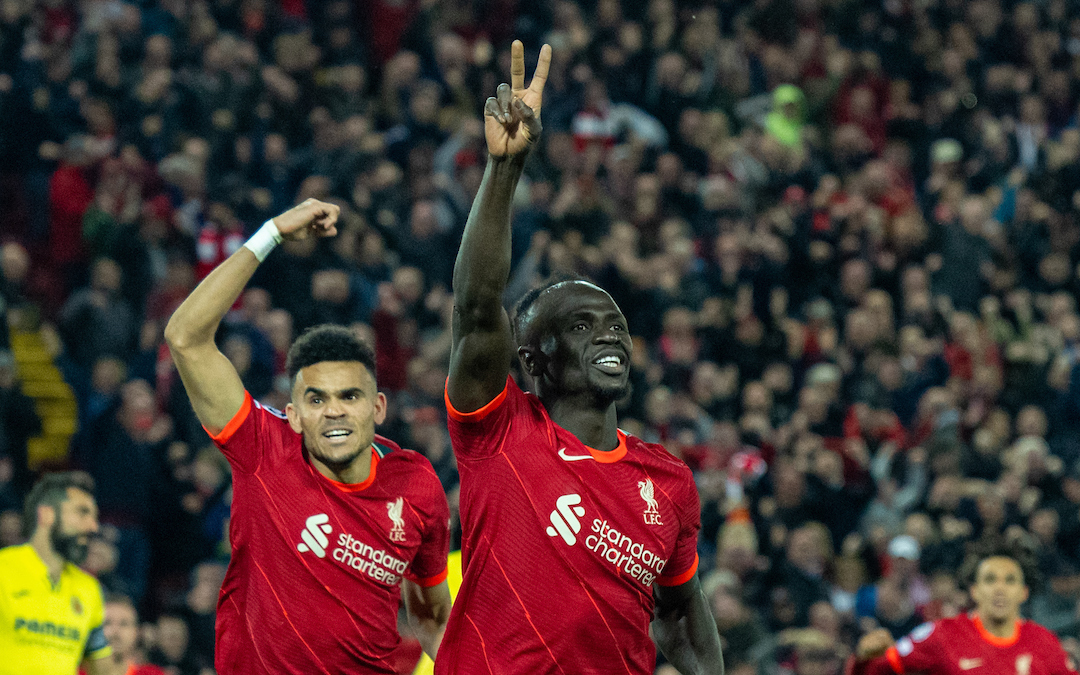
[0,350,42,501]
[101,593,167,675]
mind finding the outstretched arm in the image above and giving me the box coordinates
[846,629,899,675]
[447,40,551,413]
[652,575,724,675]
[164,199,340,434]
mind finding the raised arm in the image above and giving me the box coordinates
[652,574,725,675]
[164,199,340,434]
[447,40,550,413]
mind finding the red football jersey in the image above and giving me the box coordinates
[209,392,450,674]
[436,377,701,675]
[853,613,1077,675]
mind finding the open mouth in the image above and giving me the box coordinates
[591,353,627,375]
[322,429,353,443]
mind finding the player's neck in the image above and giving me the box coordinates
[112,652,136,672]
[975,611,1019,639]
[312,445,373,484]
[28,534,65,584]
[544,397,620,451]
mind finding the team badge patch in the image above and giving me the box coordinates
[910,622,934,642]
[71,596,83,615]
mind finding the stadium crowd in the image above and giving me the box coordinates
[2,0,1080,672]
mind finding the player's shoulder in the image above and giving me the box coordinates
[624,432,694,476]
[374,436,439,476]
[250,397,291,423]
[0,543,32,570]
[932,614,971,635]
[1022,619,1064,643]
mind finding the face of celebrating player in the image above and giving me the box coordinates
[970,556,1028,625]
[286,360,387,474]
[49,487,99,565]
[523,281,632,404]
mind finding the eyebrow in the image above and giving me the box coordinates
[303,387,365,398]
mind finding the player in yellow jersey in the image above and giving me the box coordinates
[0,471,118,675]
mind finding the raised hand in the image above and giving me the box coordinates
[855,628,895,660]
[271,198,341,240]
[484,40,551,158]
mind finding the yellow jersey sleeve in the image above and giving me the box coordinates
[82,579,110,661]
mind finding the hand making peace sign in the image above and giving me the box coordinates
[484,40,551,158]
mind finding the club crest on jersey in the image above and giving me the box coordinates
[1016,654,1032,675]
[387,497,406,543]
[71,596,83,616]
[638,479,662,525]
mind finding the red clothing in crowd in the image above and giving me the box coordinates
[48,163,95,267]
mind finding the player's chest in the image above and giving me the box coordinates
[941,642,1048,675]
[246,474,423,587]
[4,579,92,651]
[528,458,681,587]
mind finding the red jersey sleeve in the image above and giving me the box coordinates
[405,462,451,587]
[1032,624,1079,675]
[846,654,905,675]
[655,463,701,587]
[445,376,535,460]
[206,391,295,473]
[887,622,943,674]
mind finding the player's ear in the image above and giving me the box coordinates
[518,345,543,377]
[36,504,56,532]
[373,391,387,425]
[285,402,303,434]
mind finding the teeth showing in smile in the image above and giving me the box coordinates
[594,356,622,366]
[325,430,351,437]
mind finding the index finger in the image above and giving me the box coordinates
[529,44,552,96]
[511,40,525,91]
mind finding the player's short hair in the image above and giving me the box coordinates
[285,324,377,382]
[23,471,96,538]
[512,273,596,345]
[960,537,1041,592]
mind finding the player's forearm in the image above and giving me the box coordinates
[652,586,724,675]
[165,248,260,351]
[452,153,527,328]
[411,616,448,661]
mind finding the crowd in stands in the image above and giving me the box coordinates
[2,0,1080,672]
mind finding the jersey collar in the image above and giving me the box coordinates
[972,613,1022,647]
[583,429,628,463]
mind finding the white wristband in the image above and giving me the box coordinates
[243,219,283,262]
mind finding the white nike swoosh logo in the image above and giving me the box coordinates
[558,447,594,462]
[959,659,982,670]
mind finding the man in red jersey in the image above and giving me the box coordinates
[165,199,451,674]
[438,40,724,675]
[850,544,1076,675]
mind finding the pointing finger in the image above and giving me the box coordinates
[529,44,552,96]
[511,39,525,91]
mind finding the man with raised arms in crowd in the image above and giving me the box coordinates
[165,199,451,674]
[437,40,725,675]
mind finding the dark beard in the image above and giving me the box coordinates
[50,520,89,565]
